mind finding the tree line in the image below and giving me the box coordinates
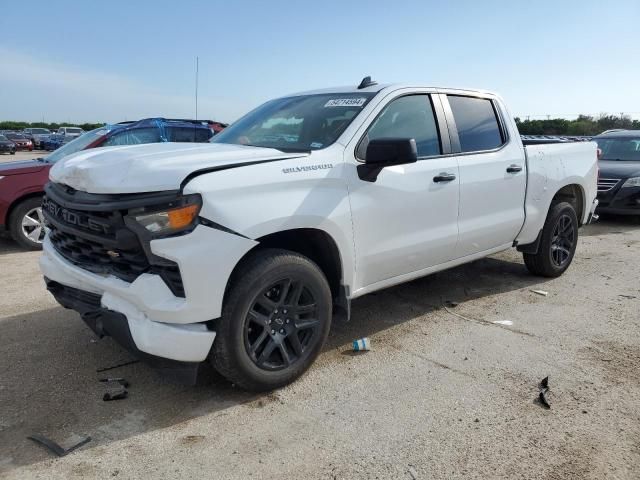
[0,121,104,131]
[515,114,640,136]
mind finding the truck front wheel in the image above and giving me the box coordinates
[523,201,578,277]
[211,249,332,391]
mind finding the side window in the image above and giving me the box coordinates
[102,127,161,147]
[447,95,505,152]
[358,95,441,159]
[101,130,128,146]
[166,127,195,142]
[195,128,213,142]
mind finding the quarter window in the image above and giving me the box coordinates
[448,95,504,152]
[358,95,441,159]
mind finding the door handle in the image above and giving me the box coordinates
[506,164,523,173]
[433,172,456,183]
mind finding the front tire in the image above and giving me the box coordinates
[9,197,45,250]
[523,201,578,277]
[211,249,332,391]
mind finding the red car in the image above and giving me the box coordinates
[5,133,34,151]
[0,119,225,249]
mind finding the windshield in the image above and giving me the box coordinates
[0,135,7,141]
[44,127,110,163]
[596,137,640,161]
[65,128,83,134]
[31,128,50,134]
[212,92,376,151]
[6,133,25,139]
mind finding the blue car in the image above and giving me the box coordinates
[42,134,73,151]
[93,118,215,147]
[42,118,217,152]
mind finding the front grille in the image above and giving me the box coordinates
[597,178,620,192]
[48,223,149,282]
[43,184,185,297]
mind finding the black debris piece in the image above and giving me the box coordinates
[103,389,128,401]
[97,359,139,373]
[27,434,91,457]
[537,376,551,409]
[99,377,130,388]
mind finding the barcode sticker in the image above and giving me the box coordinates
[324,98,367,108]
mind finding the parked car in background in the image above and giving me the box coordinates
[39,80,598,389]
[594,130,640,216]
[23,128,51,148]
[57,127,84,138]
[4,133,33,151]
[42,134,74,151]
[0,134,17,155]
[208,121,228,135]
[0,117,216,249]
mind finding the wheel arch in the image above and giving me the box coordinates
[224,228,349,318]
[551,183,585,225]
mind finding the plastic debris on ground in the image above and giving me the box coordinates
[537,376,551,409]
[27,434,91,457]
[352,337,371,352]
[531,289,549,296]
[492,320,513,326]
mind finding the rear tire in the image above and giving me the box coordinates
[523,201,578,277]
[9,197,45,250]
[211,249,332,391]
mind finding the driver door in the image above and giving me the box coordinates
[345,93,460,291]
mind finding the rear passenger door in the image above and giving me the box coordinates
[441,93,526,257]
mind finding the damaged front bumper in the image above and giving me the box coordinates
[587,198,599,224]
[45,278,204,384]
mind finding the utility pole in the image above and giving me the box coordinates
[195,56,199,120]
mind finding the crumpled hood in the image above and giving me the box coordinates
[50,142,307,193]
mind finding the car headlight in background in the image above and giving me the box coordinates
[621,177,640,188]
[129,194,202,237]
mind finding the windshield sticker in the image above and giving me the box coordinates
[324,98,367,108]
[310,142,323,148]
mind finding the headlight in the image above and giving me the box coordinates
[130,194,202,237]
[622,177,640,188]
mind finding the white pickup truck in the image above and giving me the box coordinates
[40,78,598,390]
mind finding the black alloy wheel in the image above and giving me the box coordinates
[244,278,320,370]
[550,214,575,268]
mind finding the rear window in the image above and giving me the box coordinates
[448,96,505,152]
[166,126,212,142]
[595,137,640,161]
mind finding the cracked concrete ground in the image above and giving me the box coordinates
[1,216,639,479]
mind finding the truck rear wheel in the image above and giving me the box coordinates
[211,249,332,391]
[523,201,578,277]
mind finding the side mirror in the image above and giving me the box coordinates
[358,138,418,182]
[596,147,602,160]
[365,138,418,166]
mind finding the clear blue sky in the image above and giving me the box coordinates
[1,0,638,123]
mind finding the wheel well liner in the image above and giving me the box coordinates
[225,228,344,303]
[551,184,585,225]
